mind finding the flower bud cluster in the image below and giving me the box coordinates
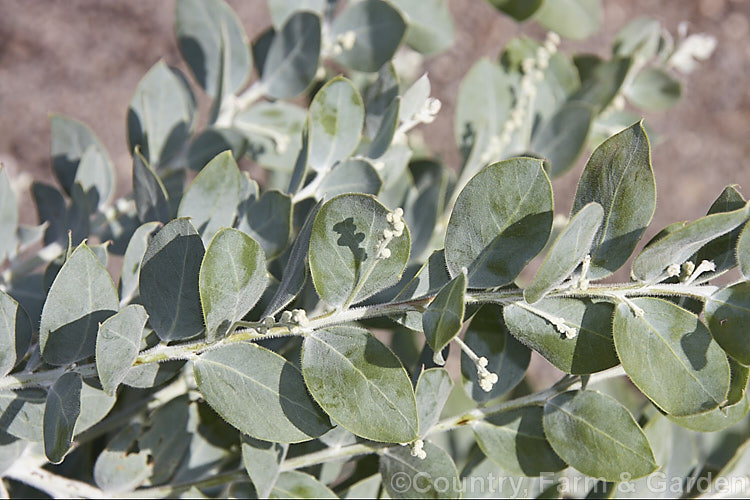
[481,32,560,164]
[378,208,404,260]
[476,357,499,393]
[278,309,309,335]
[414,97,442,125]
[410,439,427,460]
[325,30,357,56]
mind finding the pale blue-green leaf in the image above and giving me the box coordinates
[400,72,430,124]
[486,0,544,21]
[701,440,750,498]
[415,368,453,435]
[268,0,325,28]
[503,298,618,374]
[195,342,331,443]
[474,406,566,476]
[40,244,118,365]
[263,200,322,317]
[96,305,148,396]
[423,272,466,364]
[123,360,185,389]
[309,194,410,307]
[543,390,657,481]
[43,372,82,464]
[613,298,730,416]
[0,291,32,378]
[626,67,682,111]
[340,475,381,499]
[377,144,413,210]
[200,228,267,339]
[238,190,292,259]
[390,0,454,55]
[532,102,595,178]
[178,151,242,245]
[235,101,306,172]
[316,158,382,199]
[572,121,655,280]
[74,144,115,210]
[632,203,749,282]
[287,121,309,195]
[270,471,337,499]
[119,221,161,304]
[139,218,205,341]
[308,77,364,172]
[0,430,27,476]
[445,158,553,288]
[302,326,418,442]
[49,114,111,196]
[242,435,288,499]
[94,423,152,494]
[613,17,661,59]
[668,359,749,432]
[534,0,601,40]
[739,221,750,280]
[176,0,251,99]
[331,0,406,72]
[368,97,399,159]
[187,127,248,171]
[74,378,116,434]
[525,202,603,304]
[704,283,750,365]
[262,12,321,100]
[127,61,195,166]
[695,185,746,279]
[364,62,399,139]
[461,304,530,402]
[0,166,19,263]
[132,147,170,224]
[380,441,461,499]
[0,389,46,441]
[454,58,512,155]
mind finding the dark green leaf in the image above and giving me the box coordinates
[0,291,32,378]
[626,68,682,111]
[176,0,251,99]
[445,158,553,288]
[137,396,191,484]
[132,147,170,224]
[270,471,337,499]
[96,305,148,396]
[139,218,205,341]
[40,243,119,365]
[572,121,655,280]
[695,185,746,279]
[543,390,657,481]
[380,441,461,499]
[461,304,530,402]
[238,190,292,260]
[187,127,248,171]
[571,56,632,111]
[119,221,161,304]
[331,0,406,72]
[178,151,243,245]
[127,61,195,167]
[74,144,116,211]
[613,298,730,416]
[200,228,267,339]
[486,0,544,21]
[262,12,321,99]
[739,221,750,280]
[503,298,618,374]
[302,326,418,442]
[525,202,603,304]
[613,17,661,59]
[263,200,322,318]
[532,102,595,178]
[423,272,466,364]
[309,194,410,307]
[43,372,82,464]
[474,406,566,476]
[632,203,749,282]
[195,342,331,442]
[704,283,750,365]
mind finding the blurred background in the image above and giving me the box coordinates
[1,0,749,230]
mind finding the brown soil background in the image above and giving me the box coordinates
[1,0,749,388]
